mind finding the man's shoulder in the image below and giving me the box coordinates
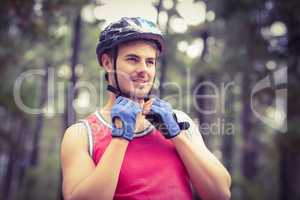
[61,122,89,152]
[65,122,87,135]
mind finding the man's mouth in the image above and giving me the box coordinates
[131,78,149,85]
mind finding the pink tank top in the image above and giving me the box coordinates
[82,112,193,200]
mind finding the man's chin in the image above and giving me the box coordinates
[128,88,151,99]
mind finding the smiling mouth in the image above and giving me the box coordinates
[131,80,151,89]
[132,79,149,84]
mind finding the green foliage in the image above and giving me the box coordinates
[0,0,299,200]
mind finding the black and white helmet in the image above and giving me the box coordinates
[96,17,165,65]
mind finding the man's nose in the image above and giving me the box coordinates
[136,61,148,73]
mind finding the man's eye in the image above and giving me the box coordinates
[147,60,155,65]
[127,58,138,63]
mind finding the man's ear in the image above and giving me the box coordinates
[101,53,113,72]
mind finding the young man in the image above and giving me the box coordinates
[61,17,231,200]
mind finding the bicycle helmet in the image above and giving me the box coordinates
[96,17,165,66]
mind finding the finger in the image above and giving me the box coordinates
[150,104,164,114]
[136,110,144,121]
[143,98,153,115]
[138,99,145,109]
[116,96,123,104]
[152,97,164,107]
[153,98,171,109]
[127,100,142,112]
[135,109,145,132]
[119,97,129,105]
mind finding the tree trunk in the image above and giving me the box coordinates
[157,2,170,98]
[194,75,209,145]
[221,77,235,173]
[2,117,24,200]
[30,62,50,167]
[63,13,82,130]
[241,71,257,181]
[194,31,209,144]
[277,135,300,200]
[60,12,82,200]
[273,1,300,199]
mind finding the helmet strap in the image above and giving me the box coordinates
[112,47,121,93]
[107,47,131,98]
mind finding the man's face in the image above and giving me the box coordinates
[112,40,157,99]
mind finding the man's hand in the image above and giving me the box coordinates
[111,96,142,141]
[148,98,181,139]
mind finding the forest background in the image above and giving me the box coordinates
[0,0,299,200]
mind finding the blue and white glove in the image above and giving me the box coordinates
[111,96,142,141]
[148,98,181,139]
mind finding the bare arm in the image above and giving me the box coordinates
[61,123,129,200]
[171,111,231,200]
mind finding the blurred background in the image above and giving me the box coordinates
[0,0,299,200]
